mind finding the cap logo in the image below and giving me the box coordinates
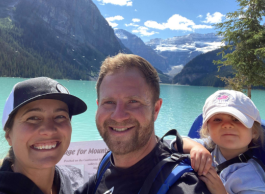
[214,92,233,105]
[56,84,69,94]
[217,95,229,100]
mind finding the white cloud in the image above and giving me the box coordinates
[106,15,124,22]
[197,15,203,18]
[97,0,132,6]
[132,18,140,22]
[106,15,124,27]
[135,9,137,11]
[192,24,213,29]
[132,26,159,36]
[203,12,225,23]
[108,22,118,27]
[144,21,167,30]
[144,14,212,31]
[125,23,139,27]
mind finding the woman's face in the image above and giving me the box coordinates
[6,99,72,169]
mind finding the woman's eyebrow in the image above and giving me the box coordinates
[54,108,69,113]
[22,108,43,116]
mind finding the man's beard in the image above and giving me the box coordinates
[96,117,154,155]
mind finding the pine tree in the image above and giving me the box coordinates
[214,0,265,98]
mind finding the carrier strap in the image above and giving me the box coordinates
[157,163,193,194]
[138,153,192,194]
[94,129,191,194]
[94,151,111,193]
[160,129,184,153]
[216,149,265,174]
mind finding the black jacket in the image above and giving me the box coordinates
[0,158,73,194]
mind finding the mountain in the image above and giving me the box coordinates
[173,48,234,87]
[115,29,170,72]
[0,0,126,80]
[154,68,171,83]
[146,33,224,68]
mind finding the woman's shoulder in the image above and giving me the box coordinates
[0,161,43,194]
[55,165,74,194]
[0,158,12,172]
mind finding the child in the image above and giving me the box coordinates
[178,90,265,194]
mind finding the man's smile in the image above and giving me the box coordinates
[110,126,135,132]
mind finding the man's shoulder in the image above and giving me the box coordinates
[167,171,210,194]
[147,141,210,194]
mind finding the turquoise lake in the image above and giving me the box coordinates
[0,77,265,158]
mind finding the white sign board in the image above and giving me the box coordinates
[57,140,109,190]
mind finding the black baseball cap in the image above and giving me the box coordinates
[2,77,87,128]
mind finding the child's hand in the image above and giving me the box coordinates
[190,145,212,176]
[199,166,227,194]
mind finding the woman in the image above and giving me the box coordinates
[0,77,87,194]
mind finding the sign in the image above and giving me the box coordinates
[57,140,109,190]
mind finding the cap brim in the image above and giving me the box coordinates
[9,93,87,117]
[203,107,254,129]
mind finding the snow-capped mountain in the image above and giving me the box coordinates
[146,33,224,68]
[115,29,170,72]
[115,29,224,77]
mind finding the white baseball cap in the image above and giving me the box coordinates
[202,90,261,129]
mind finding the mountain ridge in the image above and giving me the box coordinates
[173,48,234,87]
[115,29,170,72]
[0,0,126,80]
[146,32,224,69]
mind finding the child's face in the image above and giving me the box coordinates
[207,114,257,153]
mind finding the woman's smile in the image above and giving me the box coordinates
[7,99,72,168]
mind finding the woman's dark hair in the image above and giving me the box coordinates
[3,113,16,164]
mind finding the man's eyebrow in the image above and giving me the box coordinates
[100,97,115,101]
[54,108,69,113]
[100,96,142,101]
[127,95,141,98]
[127,95,141,99]
[22,108,43,116]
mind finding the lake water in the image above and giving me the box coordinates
[0,77,265,158]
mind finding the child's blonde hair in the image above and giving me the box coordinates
[199,121,264,150]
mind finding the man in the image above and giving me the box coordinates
[76,53,210,194]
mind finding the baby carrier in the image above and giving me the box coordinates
[188,114,265,173]
[93,130,195,194]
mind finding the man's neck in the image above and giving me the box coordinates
[13,162,56,194]
[113,135,157,168]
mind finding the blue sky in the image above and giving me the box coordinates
[91,0,240,42]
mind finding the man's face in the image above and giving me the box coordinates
[96,68,162,155]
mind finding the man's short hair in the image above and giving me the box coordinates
[96,53,160,103]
